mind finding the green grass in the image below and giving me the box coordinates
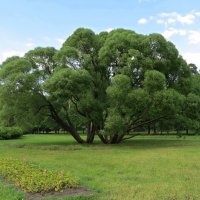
[1,134,200,200]
[0,179,24,200]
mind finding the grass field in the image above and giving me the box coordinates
[0,134,200,200]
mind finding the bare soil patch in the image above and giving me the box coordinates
[25,186,92,200]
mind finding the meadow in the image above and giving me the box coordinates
[0,134,200,200]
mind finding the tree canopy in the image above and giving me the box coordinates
[0,28,199,143]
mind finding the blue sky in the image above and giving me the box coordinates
[0,0,200,67]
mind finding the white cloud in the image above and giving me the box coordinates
[162,28,200,45]
[138,18,148,25]
[106,28,114,32]
[188,30,200,44]
[0,50,25,64]
[144,11,200,26]
[182,52,200,68]
[195,12,200,16]
[56,38,65,45]
[162,28,187,39]
[158,12,196,25]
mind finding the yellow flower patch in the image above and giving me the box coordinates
[0,158,79,193]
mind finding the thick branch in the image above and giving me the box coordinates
[70,97,87,117]
[127,115,167,132]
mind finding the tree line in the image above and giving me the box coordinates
[0,28,200,143]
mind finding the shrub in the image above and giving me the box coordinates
[0,158,79,193]
[0,127,23,139]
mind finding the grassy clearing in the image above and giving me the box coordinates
[0,134,200,199]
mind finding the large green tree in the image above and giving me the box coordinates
[0,28,193,143]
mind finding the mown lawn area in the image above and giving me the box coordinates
[0,134,200,200]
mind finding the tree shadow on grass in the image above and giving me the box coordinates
[115,136,199,149]
[6,134,200,151]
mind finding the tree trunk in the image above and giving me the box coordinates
[110,134,119,144]
[97,133,126,144]
[98,133,111,144]
[68,126,85,143]
[153,124,157,134]
[48,103,85,143]
[176,129,181,137]
[148,125,151,134]
[86,122,96,144]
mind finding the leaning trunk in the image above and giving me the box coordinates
[68,127,85,144]
[48,102,85,144]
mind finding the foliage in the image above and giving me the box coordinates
[143,70,166,93]
[0,27,196,143]
[0,158,79,193]
[0,127,23,140]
